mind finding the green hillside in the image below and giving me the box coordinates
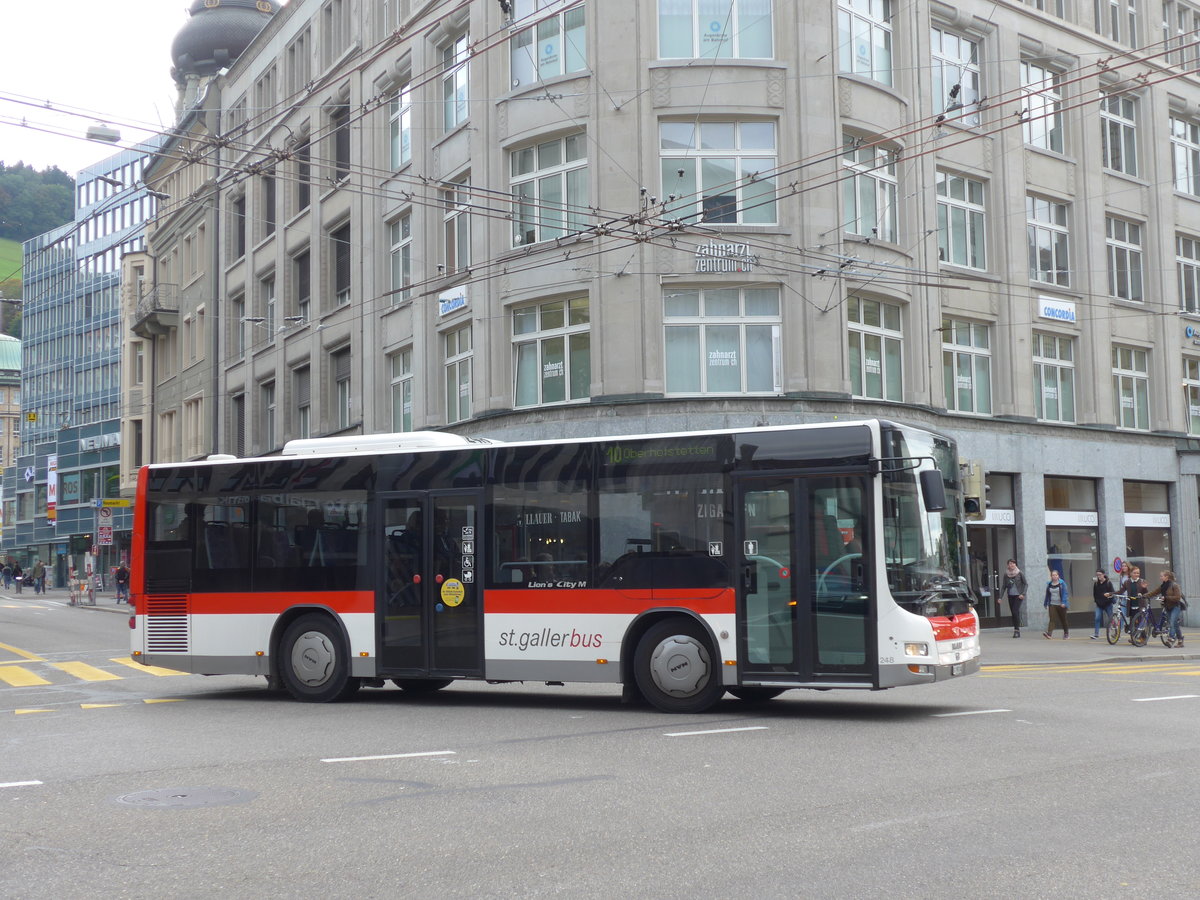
[0,237,20,286]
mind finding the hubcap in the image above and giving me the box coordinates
[290,631,336,687]
[648,635,711,698]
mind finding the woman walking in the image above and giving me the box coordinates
[1043,569,1071,639]
[1000,559,1028,638]
[1092,569,1115,639]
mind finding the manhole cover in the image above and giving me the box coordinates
[115,787,257,809]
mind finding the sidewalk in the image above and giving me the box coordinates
[8,583,130,614]
[979,626,1194,665]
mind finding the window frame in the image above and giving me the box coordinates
[1021,61,1064,153]
[936,171,986,270]
[442,32,470,132]
[847,295,903,402]
[660,120,778,225]
[388,214,412,305]
[390,348,414,432]
[929,26,981,127]
[842,137,897,242]
[389,83,412,169]
[941,317,991,415]
[657,0,774,60]
[511,133,588,246]
[1178,234,1200,314]
[513,297,591,406]
[837,0,892,86]
[1105,215,1144,302]
[1027,194,1071,287]
[511,0,587,86]
[1033,332,1076,424]
[1185,356,1200,435]
[1112,344,1150,430]
[1100,92,1138,176]
[444,324,473,424]
[1171,115,1200,196]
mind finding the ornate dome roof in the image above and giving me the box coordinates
[172,0,281,79]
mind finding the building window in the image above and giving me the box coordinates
[443,32,470,131]
[1096,0,1139,47]
[258,274,276,341]
[1045,477,1099,598]
[936,171,986,269]
[1170,115,1200,196]
[389,83,411,169]
[1021,61,1064,153]
[444,324,472,423]
[294,365,311,439]
[1124,481,1173,574]
[331,347,352,430]
[1100,92,1138,176]
[293,249,311,322]
[930,27,980,126]
[664,286,780,395]
[231,393,246,457]
[390,348,413,432]
[260,380,276,450]
[842,136,896,242]
[133,342,145,385]
[512,0,587,86]
[837,0,892,86]
[1027,194,1070,286]
[512,134,588,245]
[331,104,351,182]
[514,298,590,406]
[331,223,351,307]
[1106,216,1143,302]
[442,176,471,274]
[262,172,276,236]
[230,293,247,358]
[848,297,902,401]
[1025,0,1064,15]
[661,121,777,224]
[658,0,772,59]
[1033,333,1075,423]
[1186,358,1200,435]
[232,195,246,258]
[296,141,311,211]
[1112,345,1149,430]
[1164,1,1200,68]
[286,28,311,96]
[389,215,412,304]
[941,318,991,414]
[1177,234,1200,314]
[322,0,351,68]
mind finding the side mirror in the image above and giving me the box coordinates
[919,469,947,512]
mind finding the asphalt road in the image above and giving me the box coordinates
[3,593,1199,898]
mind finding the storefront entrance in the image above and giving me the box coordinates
[968,523,1015,628]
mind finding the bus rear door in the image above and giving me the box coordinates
[378,491,482,677]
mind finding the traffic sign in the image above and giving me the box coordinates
[99,525,113,546]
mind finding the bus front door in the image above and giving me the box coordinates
[736,476,872,683]
[379,492,482,677]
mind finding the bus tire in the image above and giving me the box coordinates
[391,678,454,693]
[279,614,360,702]
[633,618,723,714]
[726,687,786,703]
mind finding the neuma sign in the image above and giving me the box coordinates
[1038,296,1076,323]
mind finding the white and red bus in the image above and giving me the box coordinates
[129,419,979,712]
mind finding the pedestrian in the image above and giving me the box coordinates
[114,563,130,603]
[1141,570,1186,649]
[31,559,46,594]
[1000,559,1028,638]
[12,562,24,594]
[2,562,11,589]
[1043,569,1071,639]
[1092,569,1115,639]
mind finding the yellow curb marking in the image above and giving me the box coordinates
[0,665,50,687]
[109,658,186,676]
[51,661,121,681]
[0,641,45,662]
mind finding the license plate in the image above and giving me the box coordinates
[951,663,963,676]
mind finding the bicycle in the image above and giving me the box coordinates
[1106,600,1127,644]
[1130,603,1175,648]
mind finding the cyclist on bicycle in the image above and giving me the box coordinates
[1142,570,1185,649]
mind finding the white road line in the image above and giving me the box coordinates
[1131,694,1200,703]
[931,709,1012,718]
[664,726,769,737]
[0,780,43,789]
[321,750,456,763]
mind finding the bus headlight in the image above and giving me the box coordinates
[904,642,928,657]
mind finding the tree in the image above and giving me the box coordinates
[0,162,75,242]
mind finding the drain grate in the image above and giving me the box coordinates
[115,787,258,809]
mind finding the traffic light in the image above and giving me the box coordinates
[960,459,987,521]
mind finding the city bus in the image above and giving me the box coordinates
[129,419,979,713]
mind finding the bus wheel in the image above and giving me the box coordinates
[391,678,454,693]
[279,615,360,702]
[633,618,723,713]
[726,687,786,703]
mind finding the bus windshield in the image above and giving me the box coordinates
[880,425,970,616]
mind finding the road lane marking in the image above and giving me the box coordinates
[322,750,457,763]
[0,781,43,788]
[663,726,770,737]
[931,709,1012,717]
[1131,694,1200,702]
[110,658,186,676]
[81,703,124,709]
[0,665,51,687]
[0,641,45,662]
[51,661,121,681]
[14,709,54,715]
[143,698,186,704]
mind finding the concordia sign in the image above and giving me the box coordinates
[1038,296,1076,324]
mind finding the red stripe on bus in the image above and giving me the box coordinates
[484,588,735,616]
[930,615,978,641]
[155,591,375,616]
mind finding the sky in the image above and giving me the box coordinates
[2,1,191,176]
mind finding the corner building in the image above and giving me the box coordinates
[139,0,1200,633]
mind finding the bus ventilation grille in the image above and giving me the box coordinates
[145,594,189,653]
